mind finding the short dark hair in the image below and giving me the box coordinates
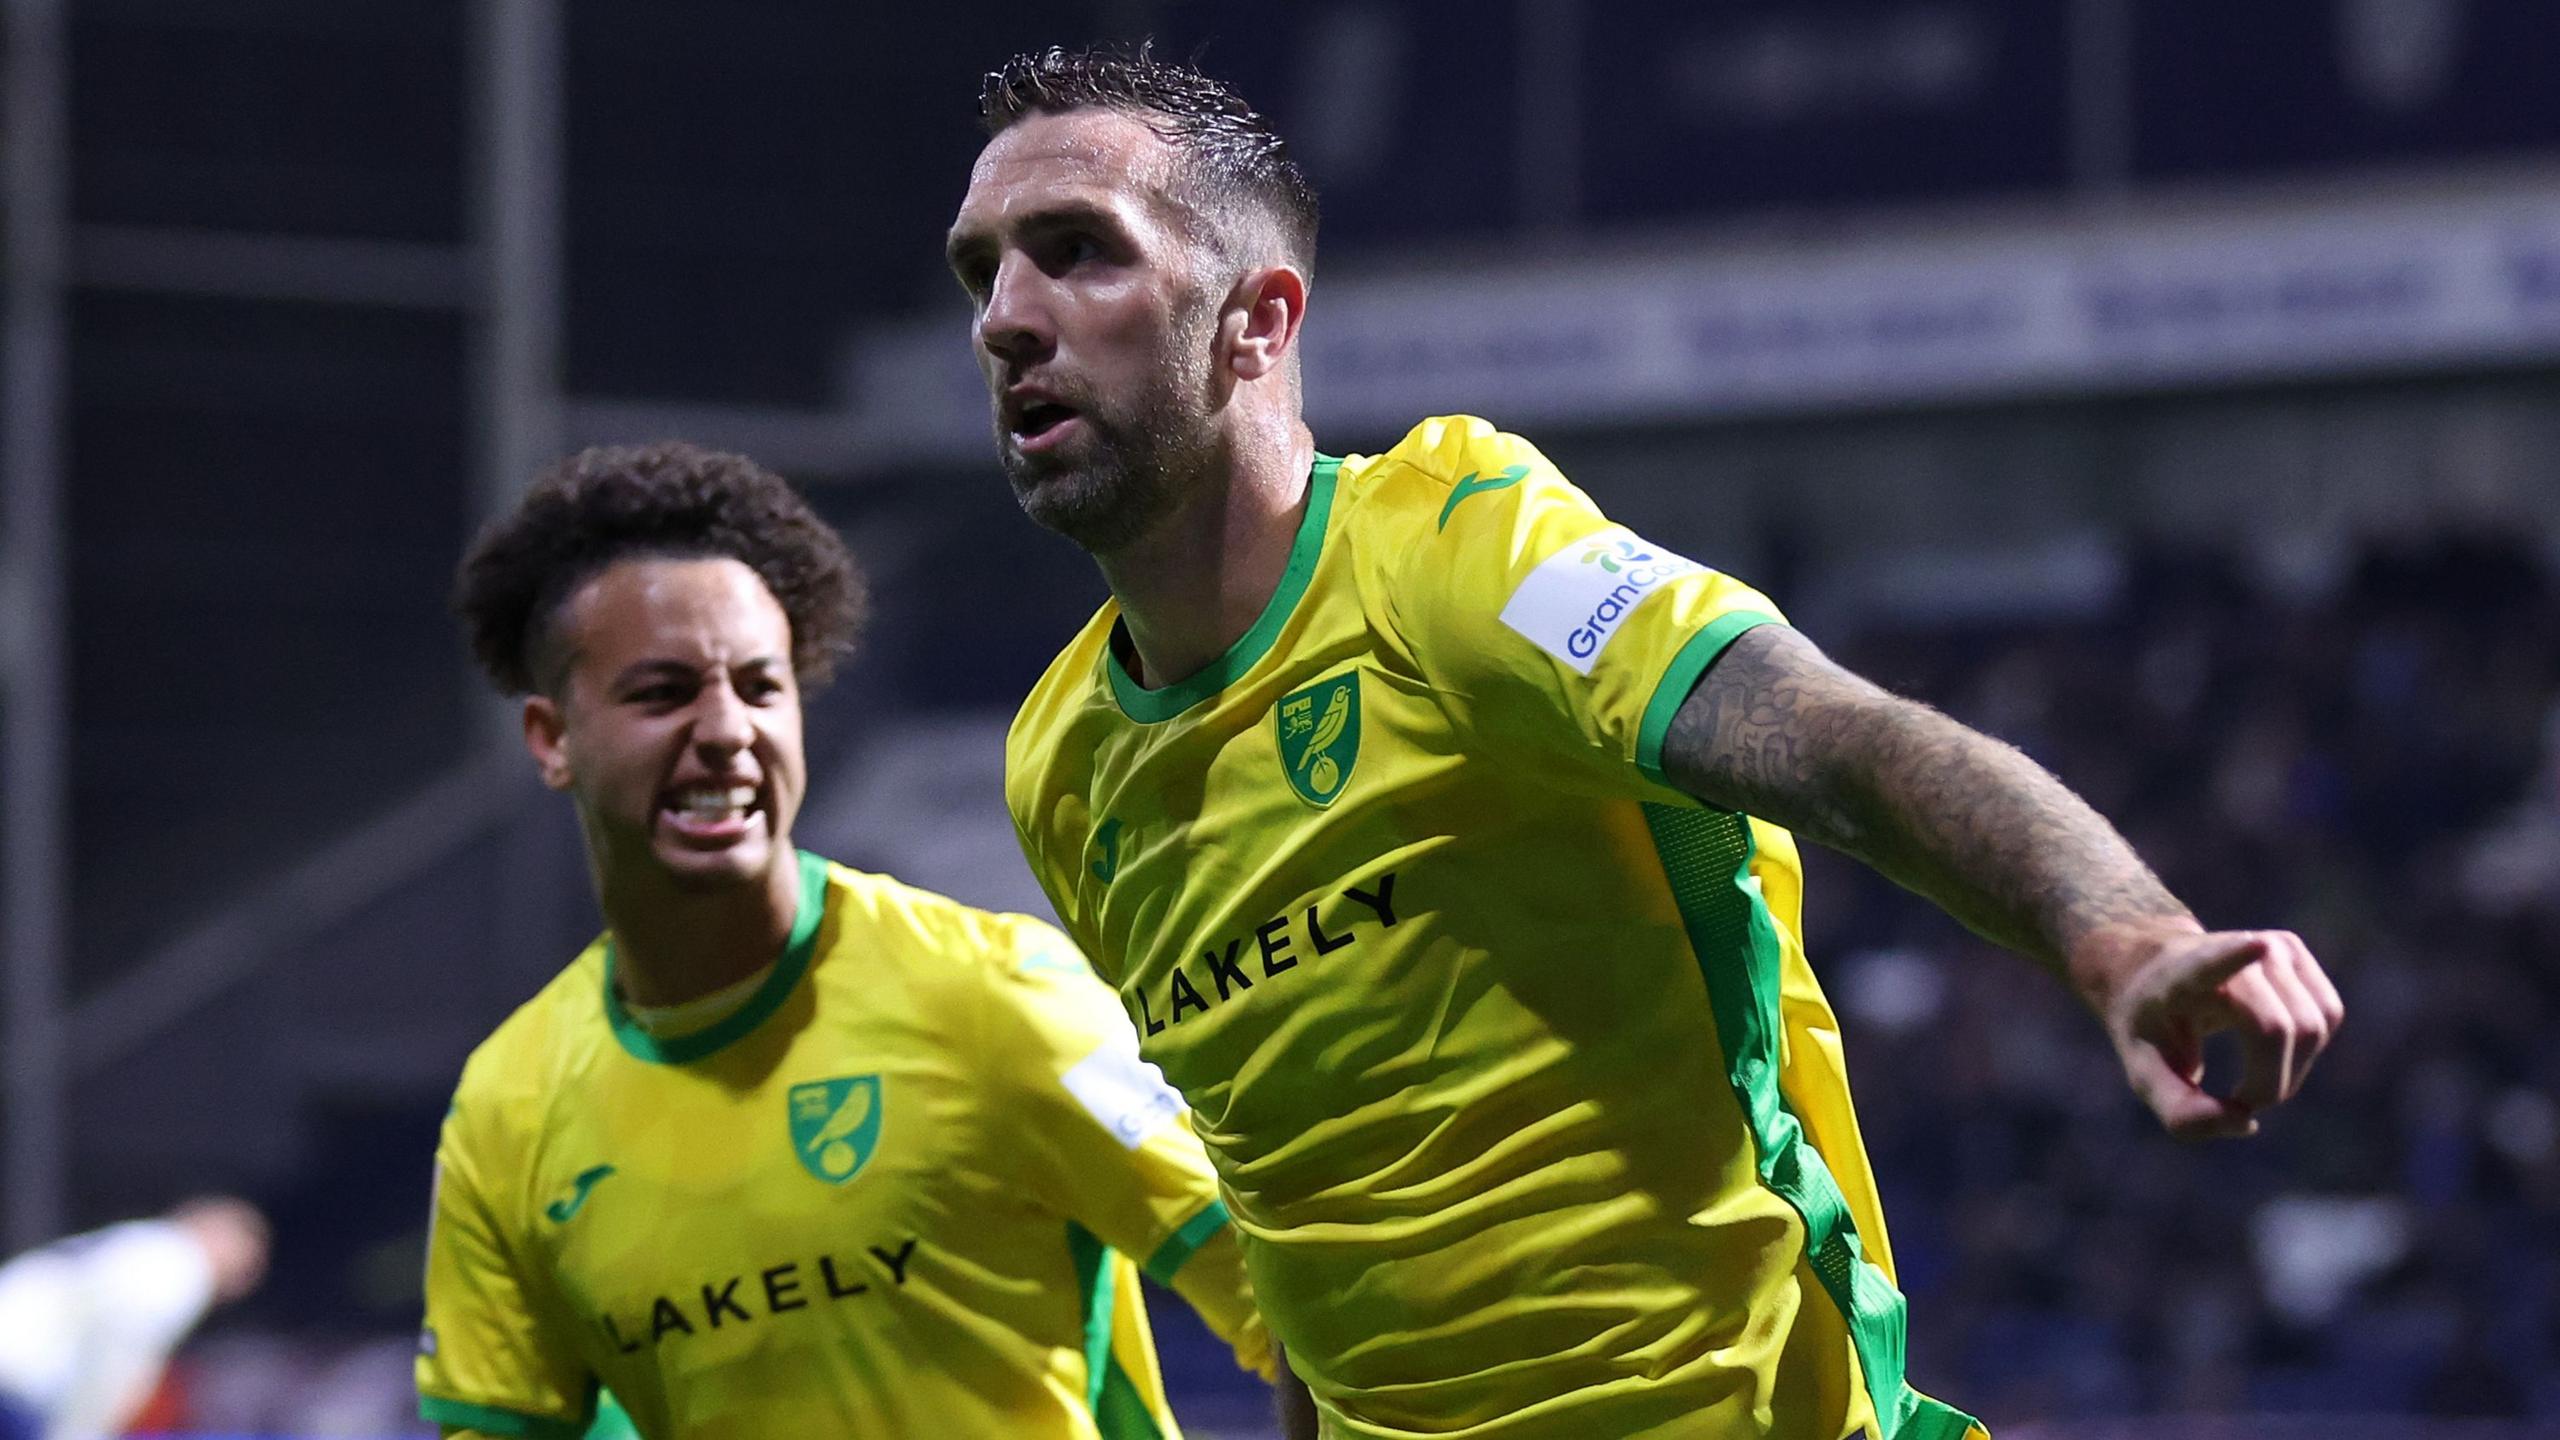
[980,43,1319,273]
[455,440,868,696]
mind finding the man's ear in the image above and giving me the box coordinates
[523,693,574,792]
[1224,263,1307,382]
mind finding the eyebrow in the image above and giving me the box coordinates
[946,197,1127,275]
[610,659,701,689]
[609,655,784,687]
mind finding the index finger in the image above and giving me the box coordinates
[2170,932,2273,999]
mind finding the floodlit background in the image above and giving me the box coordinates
[3,1,2557,1435]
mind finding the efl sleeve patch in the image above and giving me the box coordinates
[1059,1038,1187,1150]
[1498,526,1705,674]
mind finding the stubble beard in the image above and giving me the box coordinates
[1001,360,1220,557]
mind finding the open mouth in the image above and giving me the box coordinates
[660,782,763,841]
[1012,401,1077,444]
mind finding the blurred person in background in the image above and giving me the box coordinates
[420,441,1301,1439]
[0,1197,268,1440]
[954,45,2345,1440]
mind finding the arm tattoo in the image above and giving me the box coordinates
[1659,625,2189,968]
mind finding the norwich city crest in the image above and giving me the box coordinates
[1275,672,1361,808]
[787,1075,884,1185]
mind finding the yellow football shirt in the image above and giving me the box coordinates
[417,850,1271,1439]
[1007,417,1983,1440]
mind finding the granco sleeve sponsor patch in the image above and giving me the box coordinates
[1059,1039,1187,1150]
[1498,526,1705,675]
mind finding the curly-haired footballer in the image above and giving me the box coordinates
[419,441,1299,1440]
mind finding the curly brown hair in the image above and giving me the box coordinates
[454,440,868,696]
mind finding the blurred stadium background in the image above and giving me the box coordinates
[4,0,2557,1435]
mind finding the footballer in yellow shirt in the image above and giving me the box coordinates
[962,45,2339,1440]
[421,441,1282,1440]
[422,851,1266,1440]
[1009,417,1967,1439]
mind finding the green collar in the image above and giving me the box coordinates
[1106,454,1341,723]
[604,848,830,1065]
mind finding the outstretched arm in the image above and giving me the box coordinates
[1659,624,2343,1138]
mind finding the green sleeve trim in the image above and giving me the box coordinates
[1093,1358,1170,1440]
[1066,1223,1116,1415]
[1065,1223,1169,1440]
[1107,455,1340,723]
[604,849,830,1065]
[1634,610,1782,788]
[1141,1198,1231,1286]
[417,1394,588,1440]
[1641,805,1982,1440]
[1893,1386,1987,1440]
[583,1391,641,1440]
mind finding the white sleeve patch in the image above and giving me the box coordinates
[1497,526,1705,675]
[1060,1039,1187,1150]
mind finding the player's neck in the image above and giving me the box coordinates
[596,853,801,1008]
[1099,420,1315,690]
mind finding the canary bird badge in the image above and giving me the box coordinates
[1276,673,1361,809]
[788,1075,884,1185]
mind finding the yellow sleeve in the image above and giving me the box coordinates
[1375,416,1787,796]
[987,921,1275,1379]
[1158,1223,1276,1381]
[416,1085,595,1440]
